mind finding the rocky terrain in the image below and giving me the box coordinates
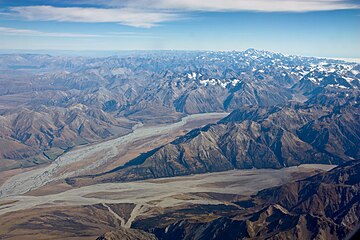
[0,113,227,198]
[0,106,134,170]
[0,50,359,240]
[68,89,359,186]
[0,49,359,171]
[132,160,360,240]
[2,161,355,240]
[96,228,157,240]
[0,165,335,240]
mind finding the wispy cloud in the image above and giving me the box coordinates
[98,0,359,12]
[65,0,359,11]
[149,0,359,12]
[1,0,359,28]
[0,26,161,39]
[6,5,179,28]
[0,26,104,37]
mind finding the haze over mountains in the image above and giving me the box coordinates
[0,49,359,240]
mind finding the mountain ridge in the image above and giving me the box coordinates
[67,93,359,186]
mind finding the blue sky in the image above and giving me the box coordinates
[0,0,359,57]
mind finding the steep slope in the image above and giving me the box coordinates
[140,161,360,240]
[0,106,133,170]
[1,50,359,171]
[68,96,359,186]
[97,228,157,240]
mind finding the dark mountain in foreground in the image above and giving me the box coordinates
[96,228,157,240]
[68,91,360,187]
[131,160,360,240]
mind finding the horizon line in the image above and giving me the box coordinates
[0,48,359,62]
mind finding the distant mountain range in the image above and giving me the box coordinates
[0,49,359,172]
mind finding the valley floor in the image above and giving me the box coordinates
[0,111,343,239]
[0,113,228,198]
[0,165,334,229]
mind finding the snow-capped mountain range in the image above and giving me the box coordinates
[0,49,359,170]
